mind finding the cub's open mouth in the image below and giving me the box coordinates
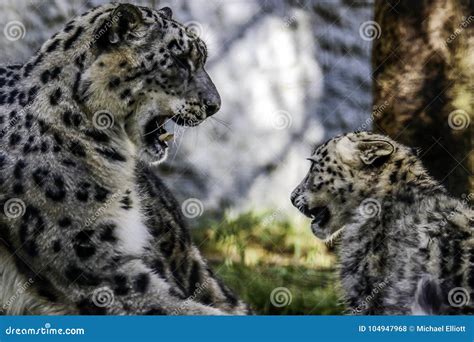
[299,205,342,243]
[308,206,342,244]
[308,206,331,227]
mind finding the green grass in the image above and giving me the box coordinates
[191,211,344,315]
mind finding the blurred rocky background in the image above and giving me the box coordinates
[2,0,470,315]
[0,0,373,222]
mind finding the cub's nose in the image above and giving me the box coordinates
[204,96,221,117]
[290,188,302,207]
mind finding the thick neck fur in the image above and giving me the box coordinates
[0,23,155,184]
[0,60,139,186]
[340,155,470,275]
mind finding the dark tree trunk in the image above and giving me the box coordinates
[372,0,473,202]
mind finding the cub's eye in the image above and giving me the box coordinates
[172,53,190,70]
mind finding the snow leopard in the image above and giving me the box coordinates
[291,131,473,314]
[0,3,249,315]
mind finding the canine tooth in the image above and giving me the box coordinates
[158,133,174,142]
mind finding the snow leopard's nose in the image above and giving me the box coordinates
[204,97,221,117]
[203,89,221,117]
[195,69,221,117]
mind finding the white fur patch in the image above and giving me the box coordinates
[113,206,152,255]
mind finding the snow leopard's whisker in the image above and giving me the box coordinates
[205,120,221,143]
[210,117,232,131]
[142,114,180,137]
[160,114,179,129]
[169,126,187,163]
[171,124,182,148]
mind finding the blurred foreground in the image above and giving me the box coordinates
[192,212,343,315]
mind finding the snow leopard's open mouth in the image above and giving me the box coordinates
[141,114,205,164]
[142,116,175,164]
[172,116,202,127]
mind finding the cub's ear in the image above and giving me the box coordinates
[158,7,173,19]
[357,139,394,165]
[95,4,144,48]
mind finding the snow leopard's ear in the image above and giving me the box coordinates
[158,7,173,19]
[95,4,144,48]
[357,139,394,166]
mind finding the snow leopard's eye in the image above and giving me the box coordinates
[171,53,191,71]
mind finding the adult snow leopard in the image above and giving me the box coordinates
[0,3,249,315]
[291,131,473,314]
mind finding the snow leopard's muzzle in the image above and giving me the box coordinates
[139,70,221,165]
[291,186,331,239]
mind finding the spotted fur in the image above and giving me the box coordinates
[0,3,248,315]
[291,131,473,314]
